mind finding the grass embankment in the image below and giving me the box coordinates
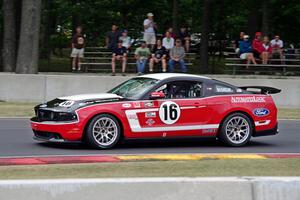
[0,159,300,179]
[0,102,299,119]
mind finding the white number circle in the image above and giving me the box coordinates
[159,101,181,124]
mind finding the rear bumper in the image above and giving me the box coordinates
[252,123,279,137]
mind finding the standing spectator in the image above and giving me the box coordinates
[239,35,257,68]
[162,31,174,51]
[143,13,157,49]
[119,29,131,51]
[149,39,167,73]
[261,36,272,64]
[111,40,127,76]
[271,35,284,62]
[178,26,190,52]
[135,41,151,75]
[233,31,245,53]
[71,26,85,72]
[105,24,121,51]
[168,39,187,73]
[252,32,264,59]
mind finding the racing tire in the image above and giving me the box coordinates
[219,113,253,147]
[85,114,121,149]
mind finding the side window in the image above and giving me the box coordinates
[214,84,235,94]
[156,81,202,99]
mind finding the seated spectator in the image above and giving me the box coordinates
[239,35,257,68]
[261,36,272,64]
[168,39,187,73]
[149,39,167,73]
[111,40,127,76]
[166,27,176,38]
[135,41,151,75]
[233,31,245,53]
[271,35,284,62]
[178,26,190,52]
[119,29,131,51]
[252,32,264,58]
[162,31,174,52]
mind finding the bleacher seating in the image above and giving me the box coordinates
[224,47,300,75]
[80,47,196,73]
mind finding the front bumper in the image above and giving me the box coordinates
[30,117,83,142]
[252,123,279,137]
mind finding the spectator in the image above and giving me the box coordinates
[252,32,264,59]
[168,39,187,73]
[135,41,151,75]
[166,27,176,38]
[271,35,284,62]
[178,26,190,52]
[233,31,245,53]
[105,24,121,51]
[149,39,167,73]
[239,35,257,68]
[162,31,174,51]
[143,13,157,49]
[261,36,272,64]
[71,26,85,72]
[111,40,127,76]
[119,29,131,51]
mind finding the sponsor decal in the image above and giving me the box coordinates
[231,96,266,103]
[144,101,154,107]
[127,114,137,119]
[122,103,132,108]
[206,87,213,90]
[216,86,233,93]
[202,129,217,134]
[253,108,270,117]
[145,112,156,118]
[133,102,141,108]
[59,100,75,107]
[146,119,155,126]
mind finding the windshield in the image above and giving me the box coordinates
[108,78,159,99]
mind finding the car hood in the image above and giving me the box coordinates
[58,93,123,101]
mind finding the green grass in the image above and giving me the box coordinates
[0,159,300,179]
[0,102,299,119]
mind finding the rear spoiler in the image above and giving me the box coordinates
[239,86,281,94]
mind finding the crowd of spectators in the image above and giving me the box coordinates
[234,31,285,68]
[104,12,191,75]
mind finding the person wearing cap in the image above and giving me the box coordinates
[111,40,127,76]
[135,41,151,75]
[239,35,257,68]
[143,13,157,49]
[252,32,264,58]
[119,30,131,51]
[271,35,284,62]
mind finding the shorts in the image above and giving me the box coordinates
[143,33,156,45]
[240,53,250,60]
[71,48,84,58]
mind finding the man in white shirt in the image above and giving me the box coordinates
[143,13,157,49]
[162,31,174,51]
[270,35,284,61]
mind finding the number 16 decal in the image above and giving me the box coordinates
[159,101,181,124]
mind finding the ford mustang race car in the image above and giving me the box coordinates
[30,73,280,149]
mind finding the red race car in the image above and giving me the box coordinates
[31,73,280,149]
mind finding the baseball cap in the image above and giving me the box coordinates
[255,32,262,37]
[147,13,154,17]
[123,29,128,33]
[243,35,250,39]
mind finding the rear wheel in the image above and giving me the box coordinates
[219,113,253,147]
[85,114,121,149]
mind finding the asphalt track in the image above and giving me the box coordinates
[0,118,299,157]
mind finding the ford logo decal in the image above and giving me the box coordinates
[253,108,270,117]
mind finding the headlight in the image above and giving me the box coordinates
[55,112,77,121]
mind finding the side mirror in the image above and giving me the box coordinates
[150,92,165,99]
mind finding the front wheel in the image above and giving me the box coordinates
[85,114,121,149]
[219,113,253,147]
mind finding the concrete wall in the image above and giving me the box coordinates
[0,177,300,200]
[0,73,299,108]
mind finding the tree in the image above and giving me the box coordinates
[16,0,42,74]
[261,0,271,36]
[172,0,179,35]
[2,0,16,72]
[200,0,211,73]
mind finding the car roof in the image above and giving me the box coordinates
[140,73,211,81]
